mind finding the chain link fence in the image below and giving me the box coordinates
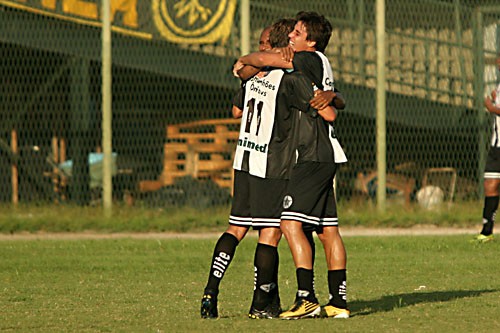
[1,0,499,210]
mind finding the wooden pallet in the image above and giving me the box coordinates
[139,118,240,193]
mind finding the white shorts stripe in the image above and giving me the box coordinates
[281,211,321,223]
[251,217,281,228]
[229,216,252,227]
[281,211,338,226]
[252,221,281,228]
[229,216,281,228]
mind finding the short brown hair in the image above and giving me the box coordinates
[269,18,296,48]
[295,11,332,52]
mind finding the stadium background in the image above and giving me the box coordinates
[0,0,499,210]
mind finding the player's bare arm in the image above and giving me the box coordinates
[234,52,291,80]
[310,90,346,110]
[232,105,243,119]
[235,47,295,80]
[233,59,261,79]
[274,46,295,63]
[237,51,293,72]
[485,97,500,115]
[318,105,337,122]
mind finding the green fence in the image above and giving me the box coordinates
[0,0,499,210]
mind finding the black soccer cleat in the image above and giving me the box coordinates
[201,294,218,319]
[248,293,282,319]
[248,303,281,319]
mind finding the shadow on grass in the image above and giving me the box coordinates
[351,289,499,316]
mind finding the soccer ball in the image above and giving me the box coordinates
[416,185,444,209]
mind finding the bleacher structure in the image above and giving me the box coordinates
[1,1,500,206]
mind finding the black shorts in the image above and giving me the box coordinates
[485,147,500,179]
[229,170,287,229]
[281,161,339,228]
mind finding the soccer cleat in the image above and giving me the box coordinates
[201,294,218,319]
[471,234,494,243]
[321,305,350,318]
[248,303,281,319]
[279,298,320,320]
[248,293,282,319]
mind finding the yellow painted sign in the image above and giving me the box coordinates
[153,0,236,44]
[0,0,237,44]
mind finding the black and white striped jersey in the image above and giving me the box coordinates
[233,70,316,179]
[292,51,347,163]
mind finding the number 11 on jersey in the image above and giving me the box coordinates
[245,98,264,135]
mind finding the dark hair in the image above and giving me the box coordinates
[295,11,332,52]
[269,18,296,48]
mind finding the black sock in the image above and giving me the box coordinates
[252,243,278,310]
[328,269,347,309]
[273,245,279,298]
[204,232,239,295]
[304,230,316,294]
[296,268,316,302]
[481,196,498,236]
[304,230,316,266]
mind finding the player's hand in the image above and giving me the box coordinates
[274,46,294,62]
[232,60,244,77]
[491,89,497,101]
[310,90,335,110]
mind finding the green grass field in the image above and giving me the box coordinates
[1,234,499,332]
[0,200,483,234]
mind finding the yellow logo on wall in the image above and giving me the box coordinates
[152,0,237,44]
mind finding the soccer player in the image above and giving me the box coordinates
[474,52,500,243]
[234,11,350,319]
[200,20,338,319]
[258,25,272,52]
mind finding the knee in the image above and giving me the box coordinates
[226,225,248,241]
[259,227,282,247]
[281,220,304,242]
[318,227,341,244]
[280,220,294,237]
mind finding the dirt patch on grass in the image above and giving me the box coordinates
[0,226,479,241]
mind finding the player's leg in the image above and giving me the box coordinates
[315,171,350,318]
[480,178,500,238]
[317,226,346,270]
[475,147,500,242]
[201,170,251,318]
[279,220,319,320]
[303,226,317,297]
[203,225,249,295]
[249,227,282,318]
[317,227,350,318]
[201,225,249,319]
[280,162,332,319]
[281,220,314,269]
[280,219,316,298]
[303,226,316,266]
[248,176,285,319]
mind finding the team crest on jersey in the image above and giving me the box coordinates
[283,195,293,209]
